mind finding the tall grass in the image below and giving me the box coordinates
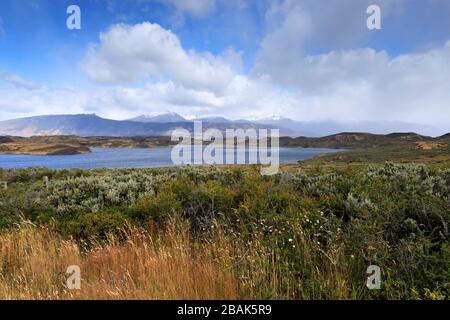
[2,219,445,300]
[0,220,359,300]
[0,221,240,300]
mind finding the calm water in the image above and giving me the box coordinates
[0,147,341,170]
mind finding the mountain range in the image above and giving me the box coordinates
[0,114,283,137]
[0,113,446,138]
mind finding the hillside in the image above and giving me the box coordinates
[438,133,450,140]
[0,135,174,155]
[283,132,450,165]
[279,132,434,148]
[0,140,91,155]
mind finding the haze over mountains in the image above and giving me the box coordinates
[0,113,445,138]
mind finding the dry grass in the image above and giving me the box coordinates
[0,221,359,300]
[0,222,240,300]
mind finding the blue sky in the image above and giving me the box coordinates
[0,0,266,84]
[0,0,450,130]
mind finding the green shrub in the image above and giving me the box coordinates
[130,192,181,225]
[61,211,129,241]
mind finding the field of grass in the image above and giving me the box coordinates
[0,161,448,300]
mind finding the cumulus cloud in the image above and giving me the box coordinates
[84,39,450,126]
[282,42,450,125]
[254,0,409,84]
[240,0,450,126]
[81,22,241,95]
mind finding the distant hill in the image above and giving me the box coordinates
[279,132,437,149]
[0,136,14,143]
[438,133,450,140]
[128,112,188,123]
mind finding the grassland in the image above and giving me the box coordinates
[0,159,448,300]
[287,133,450,167]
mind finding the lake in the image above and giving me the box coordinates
[0,147,341,170]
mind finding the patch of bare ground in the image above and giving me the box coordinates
[416,141,448,150]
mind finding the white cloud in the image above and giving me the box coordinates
[279,42,450,125]
[4,34,450,130]
[242,0,450,126]
[0,85,88,119]
[3,36,450,131]
[0,70,41,90]
[81,22,241,95]
[254,0,406,83]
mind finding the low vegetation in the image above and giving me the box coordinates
[0,162,448,300]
